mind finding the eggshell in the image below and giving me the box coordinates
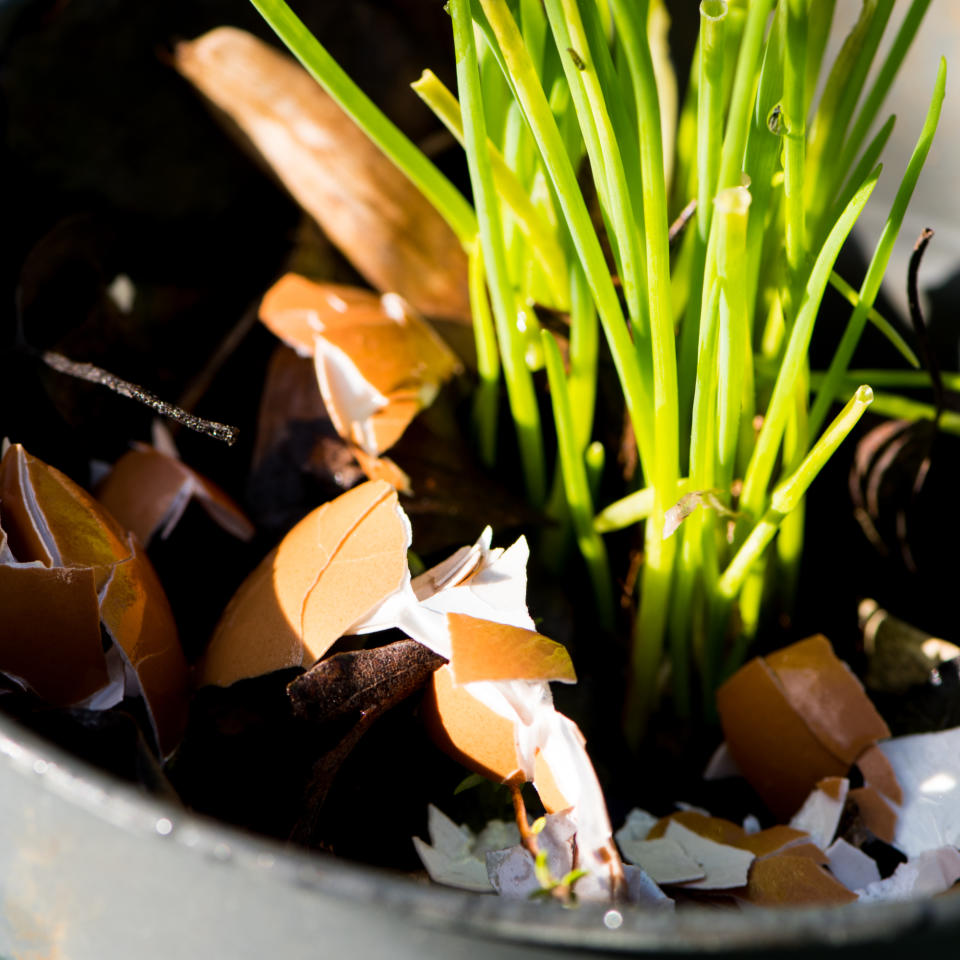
[647,811,746,846]
[421,664,524,787]
[447,613,576,686]
[0,443,127,583]
[97,445,253,545]
[0,562,107,704]
[848,785,898,844]
[856,744,903,805]
[0,444,188,753]
[716,656,848,818]
[421,665,570,813]
[200,480,408,687]
[765,635,890,764]
[647,812,820,863]
[665,821,755,890]
[260,275,461,456]
[100,536,189,754]
[736,854,859,906]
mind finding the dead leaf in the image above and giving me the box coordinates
[0,443,188,754]
[173,27,471,321]
[287,639,446,724]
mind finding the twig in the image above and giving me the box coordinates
[34,349,239,445]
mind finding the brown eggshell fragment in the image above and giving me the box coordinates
[737,855,859,907]
[299,489,409,658]
[174,28,471,321]
[647,813,820,863]
[200,480,407,687]
[350,447,412,494]
[717,656,848,819]
[0,444,189,752]
[765,635,890,764]
[421,664,524,787]
[260,275,462,456]
[848,786,898,844]
[738,826,818,861]
[447,614,576,686]
[0,443,128,585]
[98,445,253,546]
[0,563,107,704]
[100,537,189,755]
[646,811,746,846]
[421,665,570,813]
[856,744,904,806]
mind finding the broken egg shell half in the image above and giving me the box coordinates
[0,443,188,754]
[420,664,570,813]
[199,480,409,688]
[97,444,254,546]
[259,274,462,456]
[716,636,890,819]
[420,614,576,810]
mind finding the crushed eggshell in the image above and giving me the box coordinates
[259,274,462,459]
[855,744,903,806]
[200,480,408,687]
[789,777,849,851]
[446,614,576,686]
[664,820,755,890]
[411,805,519,893]
[736,854,859,907]
[486,811,576,899]
[826,838,881,891]
[616,836,706,885]
[615,808,660,849]
[717,636,893,819]
[411,528,492,601]
[0,443,187,754]
[174,28,471,321]
[847,786,898,845]
[97,443,253,545]
[858,847,960,903]
[877,726,960,857]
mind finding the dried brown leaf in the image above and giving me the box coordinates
[174,28,470,321]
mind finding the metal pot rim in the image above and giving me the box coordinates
[2,710,958,955]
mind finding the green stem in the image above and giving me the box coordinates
[542,331,614,628]
[411,70,569,307]
[697,1,728,241]
[828,270,918,368]
[451,0,545,505]
[249,0,476,247]
[783,0,808,284]
[478,0,654,472]
[467,246,500,467]
[809,59,946,438]
[719,385,874,602]
[739,165,881,525]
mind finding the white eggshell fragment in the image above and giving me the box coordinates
[877,726,960,857]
